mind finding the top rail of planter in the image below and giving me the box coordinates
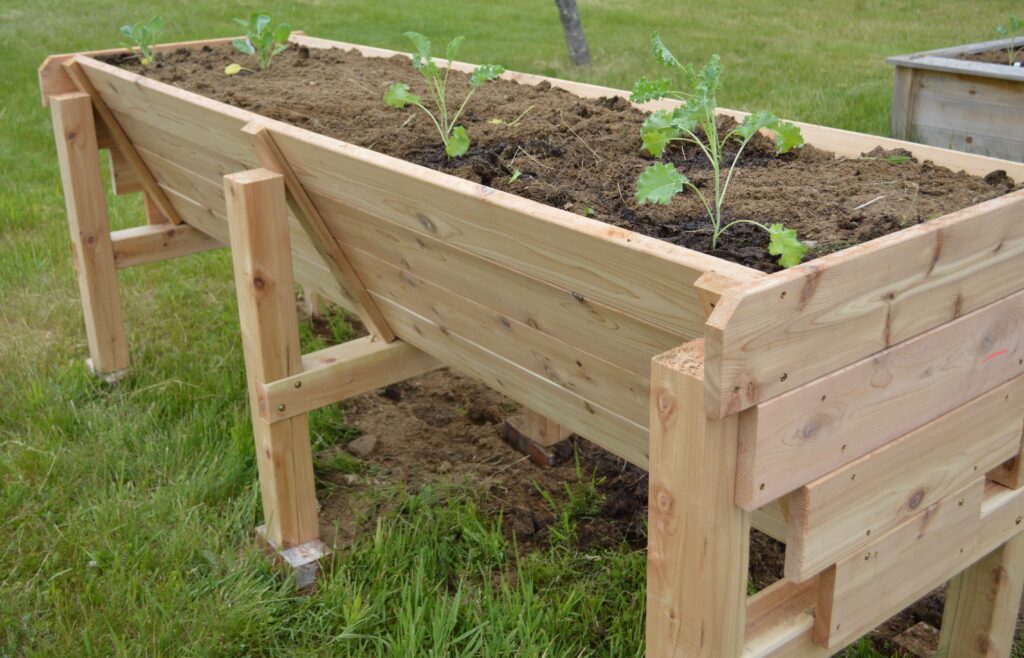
[888,37,1024,82]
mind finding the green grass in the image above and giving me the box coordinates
[0,1,1017,655]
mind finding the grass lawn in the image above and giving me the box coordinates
[1,1,1019,655]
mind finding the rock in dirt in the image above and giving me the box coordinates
[890,621,939,657]
[346,435,378,458]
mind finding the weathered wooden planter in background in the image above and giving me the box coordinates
[889,37,1024,161]
[41,35,1024,656]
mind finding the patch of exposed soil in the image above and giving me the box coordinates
[108,45,1017,273]
[315,359,1000,654]
[959,46,1024,66]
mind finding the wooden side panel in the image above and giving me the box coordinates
[737,290,1024,508]
[785,375,1024,580]
[899,67,1024,162]
[890,67,918,140]
[706,190,1024,418]
[814,479,984,650]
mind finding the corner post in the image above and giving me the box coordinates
[224,168,326,584]
[50,92,129,381]
[938,532,1024,657]
[647,339,750,657]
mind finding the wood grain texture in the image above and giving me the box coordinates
[785,375,1024,581]
[706,191,1024,419]
[225,168,318,548]
[743,578,828,658]
[259,337,440,421]
[939,532,1024,658]
[814,479,984,650]
[736,290,1024,508]
[62,58,182,225]
[244,123,396,342]
[647,340,750,657]
[111,223,223,268]
[50,92,129,375]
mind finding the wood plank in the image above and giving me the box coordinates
[647,340,750,657]
[225,168,318,548]
[908,123,1024,163]
[260,337,440,422]
[112,223,223,268]
[743,578,827,658]
[939,532,1024,658]
[244,123,397,342]
[373,294,650,467]
[752,500,788,544]
[813,479,984,650]
[62,58,183,225]
[519,409,573,448]
[342,243,652,426]
[706,190,1024,419]
[107,146,142,195]
[50,92,129,376]
[785,375,1024,580]
[737,290,1024,508]
[979,482,1024,557]
[890,67,919,140]
[38,36,237,106]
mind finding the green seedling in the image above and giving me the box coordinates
[996,16,1023,65]
[632,34,808,268]
[233,13,291,70]
[119,16,163,66]
[385,32,505,158]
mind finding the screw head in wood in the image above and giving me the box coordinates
[277,403,286,412]
[294,381,302,389]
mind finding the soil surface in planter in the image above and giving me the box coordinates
[109,44,1018,273]
[959,47,1024,66]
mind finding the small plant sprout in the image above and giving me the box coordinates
[232,14,291,70]
[384,32,505,158]
[995,16,1023,65]
[119,16,163,66]
[632,33,808,268]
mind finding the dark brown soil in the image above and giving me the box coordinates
[108,45,1018,273]
[960,46,1024,66]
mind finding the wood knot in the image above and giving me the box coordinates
[252,276,266,290]
[416,213,437,233]
[908,488,925,510]
[655,488,675,512]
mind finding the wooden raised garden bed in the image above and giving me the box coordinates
[889,37,1024,161]
[41,34,1024,656]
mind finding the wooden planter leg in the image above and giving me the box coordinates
[225,168,328,589]
[937,532,1024,657]
[50,92,129,383]
[502,409,574,467]
[647,340,750,658]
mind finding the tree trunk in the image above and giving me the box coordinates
[554,0,591,66]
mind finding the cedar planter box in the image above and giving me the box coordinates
[889,37,1024,161]
[41,34,1024,656]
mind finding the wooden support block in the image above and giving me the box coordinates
[50,92,130,378]
[502,412,575,467]
[814,479,984,650]
[296,280,325,318]
[143,194,168,225]
[111,223,223,269]
[242,122,397,342]
[107,146,143,195]
[62,57,182,225]
[737,290,1024,510]
[225,168,319,549]
[259,336,441,422]
[939,532,1024,658]
[647,340,750,657]
[786,375,1024,581]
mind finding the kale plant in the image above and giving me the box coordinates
[384,32,505,158]
[632,34,808,268]
[233,13,291,70]
[996,16,1023,65]
[119,16,163,66]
